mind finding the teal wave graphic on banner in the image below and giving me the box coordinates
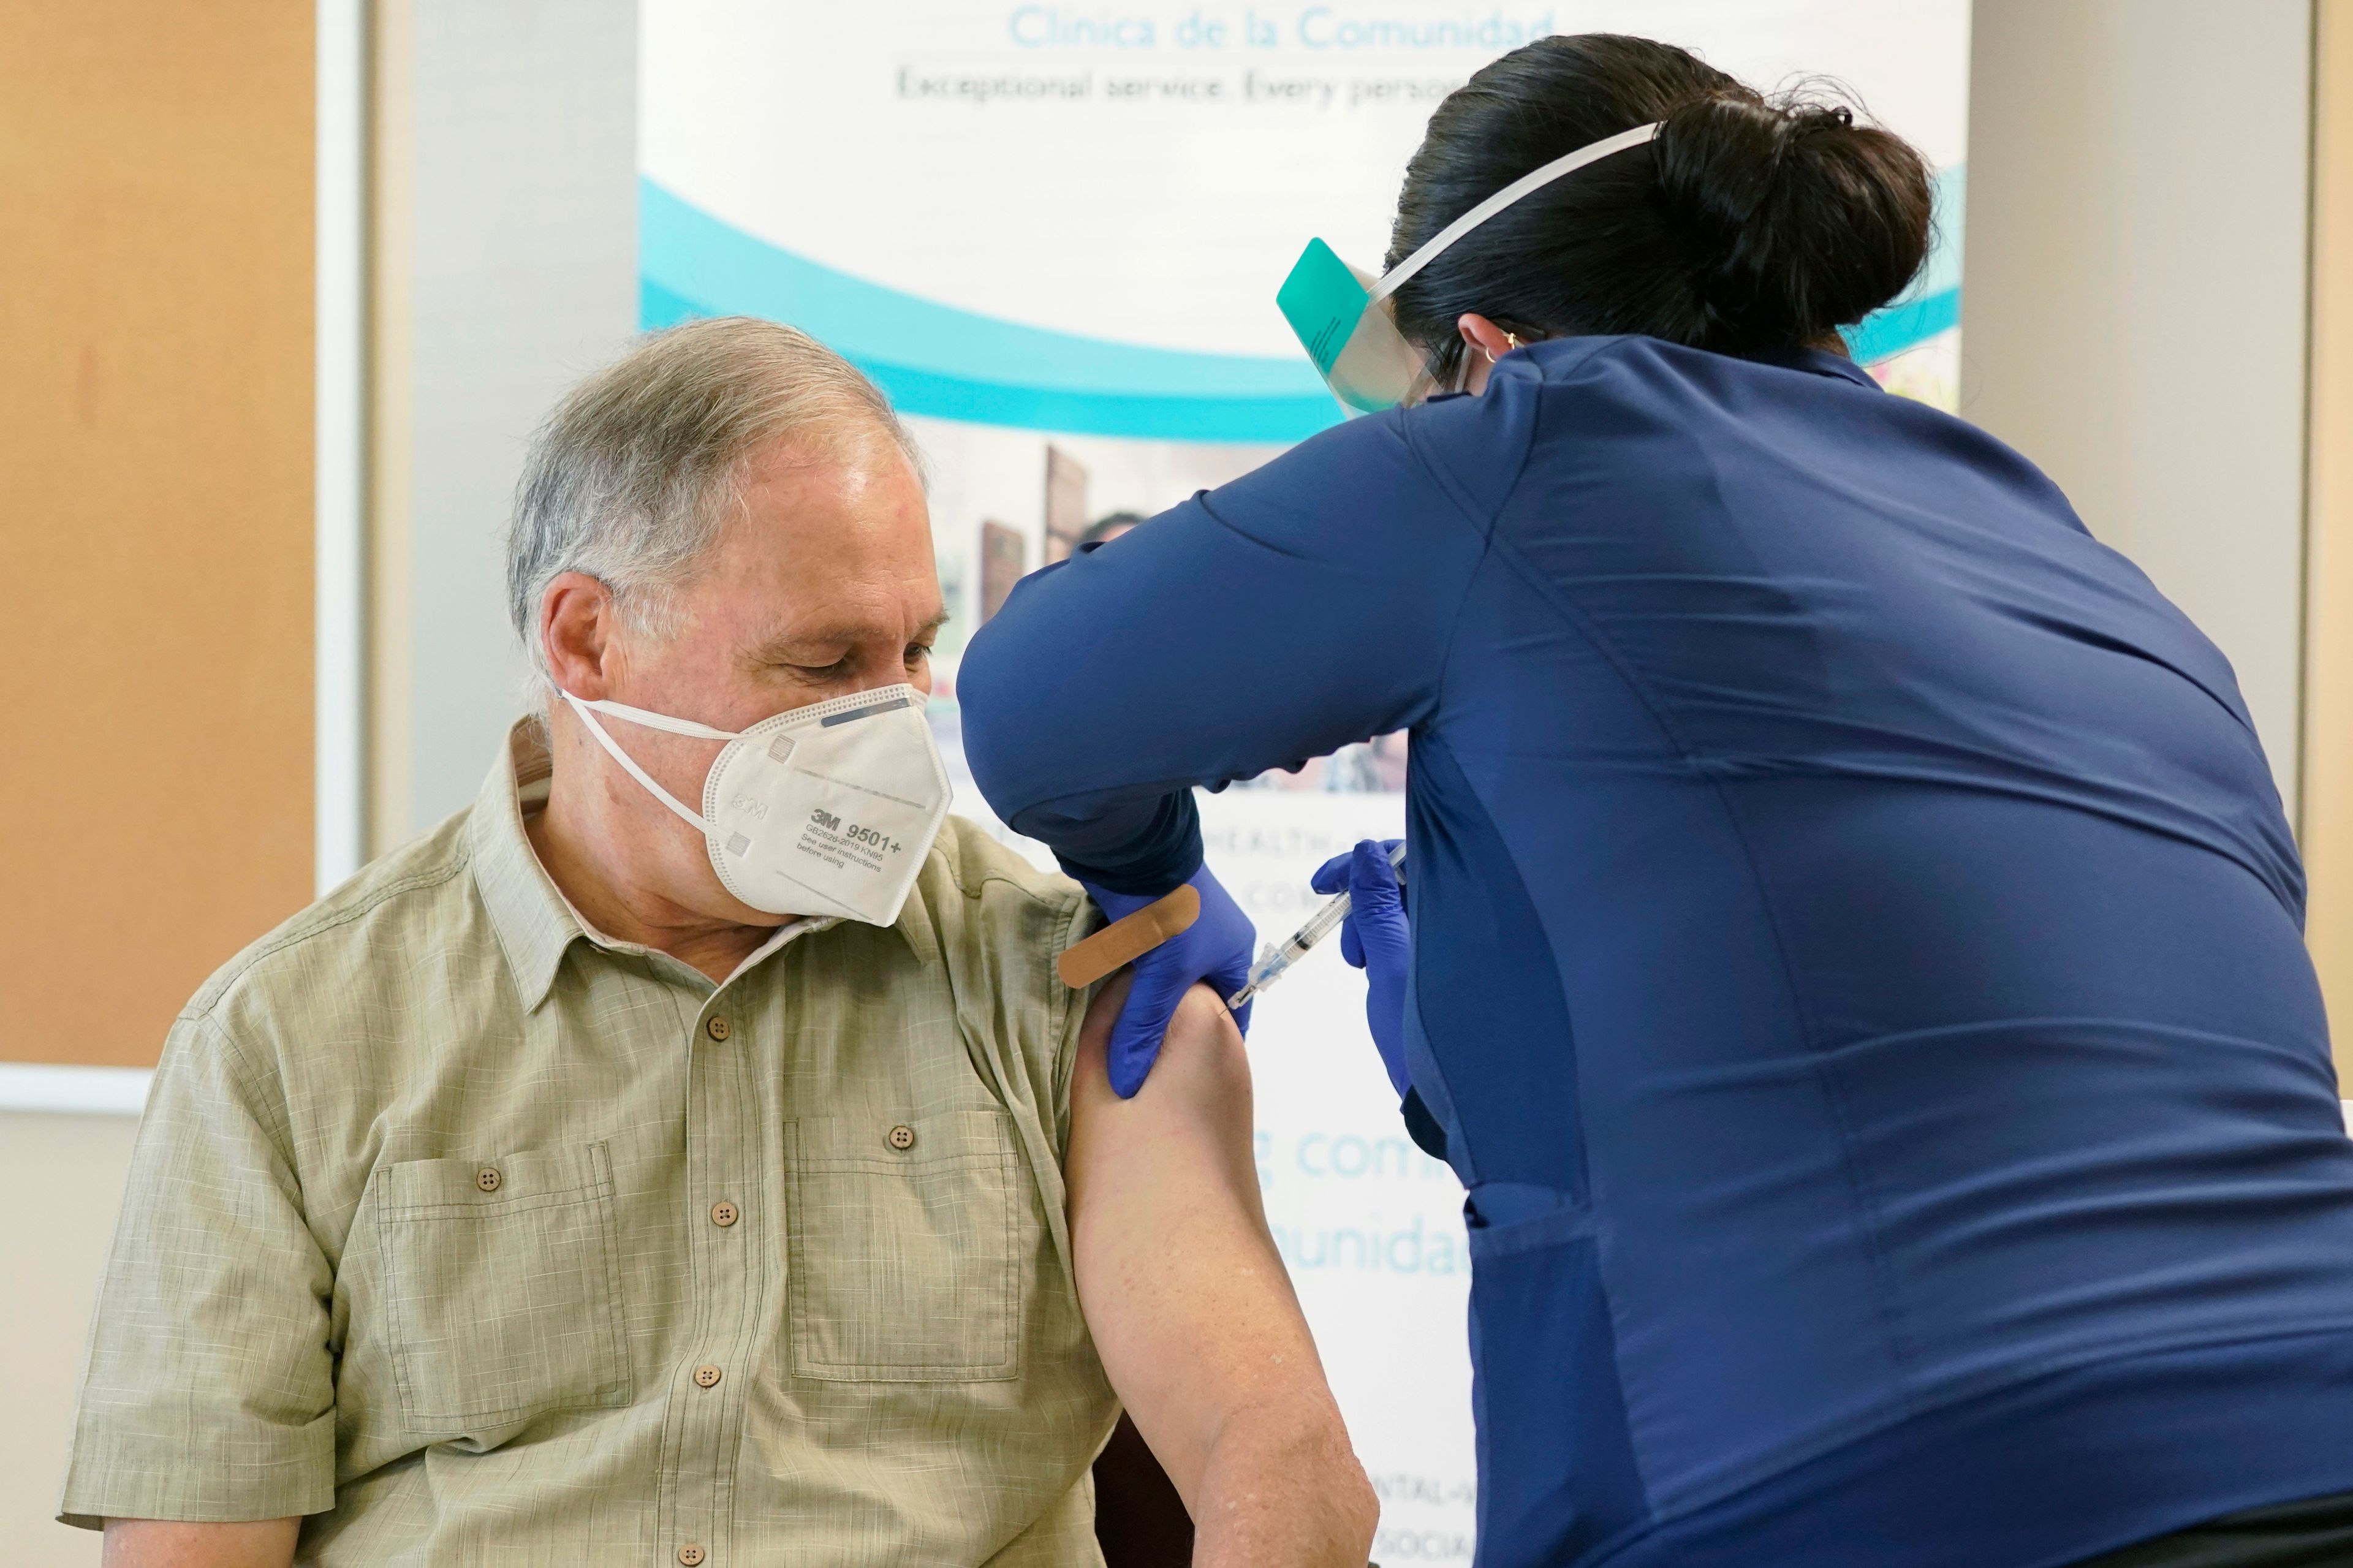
[640,173,1961,441]
[1845,287,1960,363]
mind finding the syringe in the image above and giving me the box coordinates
[1226,840,1407,1012]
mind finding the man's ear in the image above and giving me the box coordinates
[540,571,620,699]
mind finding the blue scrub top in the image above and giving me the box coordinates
[959,337,2353,1568]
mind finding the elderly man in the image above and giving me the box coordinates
[62,319,1377,1567]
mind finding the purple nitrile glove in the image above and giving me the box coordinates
[1311,838,1410,1097]
[1082,862,1256,1099]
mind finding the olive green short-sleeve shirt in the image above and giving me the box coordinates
[61,722,1120,1566]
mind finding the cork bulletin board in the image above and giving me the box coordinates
[0,0,317,1067]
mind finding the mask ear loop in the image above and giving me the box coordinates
[1401,354,1447,407]
[558,689,723,836]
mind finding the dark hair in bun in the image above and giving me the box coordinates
[1385,34,1933,381]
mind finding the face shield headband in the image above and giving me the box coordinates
[1276,121,1662,415]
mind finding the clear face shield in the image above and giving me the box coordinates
[1277,123,1662,416]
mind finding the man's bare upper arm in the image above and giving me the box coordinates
[1065,977,1343,1504]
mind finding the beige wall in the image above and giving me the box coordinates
[0,1113,139,1566]
[2309,1,2353,1081]
[1964,0,2316,820]
[370,0,638,850]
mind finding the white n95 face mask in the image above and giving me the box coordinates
[1276,121,1662,415]
[559,684,950,927]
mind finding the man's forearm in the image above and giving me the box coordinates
[1191,1401,1379,1568]
[104,1518,300,1568]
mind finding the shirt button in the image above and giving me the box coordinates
[677,1547,706,1567]
[705,1015,731,1042]
[710,1200,739,1228]
[693,1363,723,1389]
[887,1124,916,1152]
[475,1166,501,1192]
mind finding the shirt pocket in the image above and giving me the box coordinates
[374,1142,633,1432]
[787,1109,1026,1382]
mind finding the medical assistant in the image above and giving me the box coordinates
[958,336,2353,1568]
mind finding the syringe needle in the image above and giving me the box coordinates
[1226,841,1406,1012]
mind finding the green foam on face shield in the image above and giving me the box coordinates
[1277,238,1373,376]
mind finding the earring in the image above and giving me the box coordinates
[1504,331,1524,351]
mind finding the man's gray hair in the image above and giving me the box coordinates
[507,316,920,678]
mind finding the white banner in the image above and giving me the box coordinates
[640,6,1969,1555]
